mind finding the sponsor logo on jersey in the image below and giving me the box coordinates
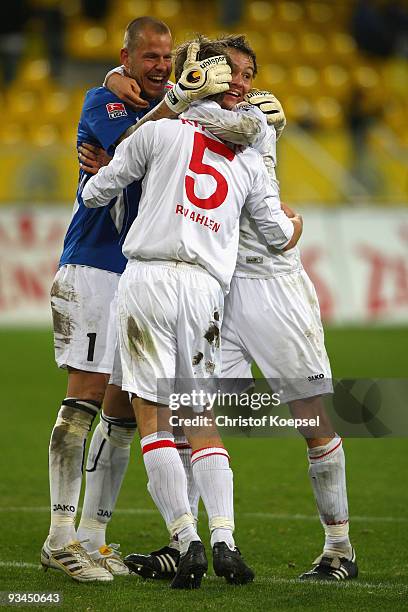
[106,102,128,119]
[53,504,75,512]
[308,373,324,381]
[246,256,263,264]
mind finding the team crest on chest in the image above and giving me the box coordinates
[106,102,128,119]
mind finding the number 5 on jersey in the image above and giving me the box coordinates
[185,132,235,210]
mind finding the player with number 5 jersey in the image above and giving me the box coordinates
[83,103,298,293]
[82,39,302,589]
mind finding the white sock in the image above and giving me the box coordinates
[176,439,200,519]
[170,439,200,552]
[77,412,137,551]
[192,447,235,549]
[48,398,99,549]
[141,432,199,554]
[308,436,351,556]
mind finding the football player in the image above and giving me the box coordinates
[41,18,231,583]
[94,34,357,584]
[81,38,301,589]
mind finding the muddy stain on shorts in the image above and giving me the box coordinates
[192,351,204,366]
[205,360,215,374]
[127,316,157,360]
[51,280,77,303]
[204,312,220,348]
[51,280,78,345]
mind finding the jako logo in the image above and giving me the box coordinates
[97,509,112,518]
[308,373,324,381]
[53,504,75,512]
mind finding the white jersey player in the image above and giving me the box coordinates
[82,102,298,403]
[79,35,356,585]
[183,37,357,583]
[112,35,357,584]
[82,38,302,588]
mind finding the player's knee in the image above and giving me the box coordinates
[306,436,335,449]
[66,369,109,404]
[99,412,137,449]
[51,399,101,449]
[104,384,134,419]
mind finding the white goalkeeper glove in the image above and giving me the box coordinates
[165,42,232,114]
[243,90,287,140]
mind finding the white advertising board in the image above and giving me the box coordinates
[0,207,407,326]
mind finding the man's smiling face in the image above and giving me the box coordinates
[221,48,254,110]
[121,27,173,100]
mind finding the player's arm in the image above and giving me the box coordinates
[182,103,265,145]
[78,142,112,174]
[184,90,285,146]
[282,213,303,250]
[254,136,303,249]
[82,123,154,208]
[103,66,264,145]
[104,65,149,110]
[245,163,302,251]
[118,99,178,141]
[82,43,233,171]
[242,95,300,245]
[78,99,178,171]
[78,66,149,166]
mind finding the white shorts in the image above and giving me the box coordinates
[109,342,123,387]
[118,261,223,404]
[51,265,120,374]
[221,270,333,402]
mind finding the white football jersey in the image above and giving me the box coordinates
[185,103,303,278]
[82,100,294,293]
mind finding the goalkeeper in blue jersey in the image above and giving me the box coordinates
[41,17,231,583]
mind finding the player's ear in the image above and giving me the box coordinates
[120,48,129,70]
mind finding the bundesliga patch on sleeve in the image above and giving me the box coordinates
[106,102,128,119]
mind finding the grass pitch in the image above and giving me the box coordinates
[0,327,407,611]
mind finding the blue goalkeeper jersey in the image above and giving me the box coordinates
[59,87,161,274]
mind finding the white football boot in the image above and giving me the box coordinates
[41,538,113,582]
[88,544,130,576]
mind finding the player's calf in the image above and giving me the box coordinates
[77,411,137,558]
[48,399,100,549]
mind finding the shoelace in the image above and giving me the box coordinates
[69,541,98,566]
[105,543,122,558]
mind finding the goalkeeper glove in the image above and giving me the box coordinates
[244,90,287,140]
[165,42,232,114]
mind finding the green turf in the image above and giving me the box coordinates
[0,328,407,611]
